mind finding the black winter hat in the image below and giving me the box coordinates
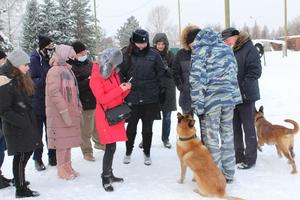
[38,35,52,50]
[186,28,201,45]
[221,27,240,40]
[0,50,6,59]
[130,29,149,43]
[72,41,86,54]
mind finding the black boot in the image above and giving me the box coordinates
[34,159,46,171]
[15,186,40,198]
[12,178,30,187]
[48,156,57,166]
[101,174,114,192]
[110,171,124,183]
[0,175,10,189]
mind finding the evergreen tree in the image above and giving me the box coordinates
[70,0,95,54]
[22,0,41,53]
[0,31,14,52]
[116,16,140,48]
[55,0,74,44]
[39,0,59,41]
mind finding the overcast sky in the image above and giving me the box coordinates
[94,0,300,36]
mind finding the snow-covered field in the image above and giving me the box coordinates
[1,51,300,200]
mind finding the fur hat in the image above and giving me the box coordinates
[7,49,30,68]
[221,27,240,40]
[153,33,169,48]
[38,35,52,50]
[99,48,123,79]
[0,51,6,60]
[181,25,201,50]
[130,29,149,43]
[71,41,86,54]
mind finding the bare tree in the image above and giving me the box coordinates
[251,21,261,39]
[147,5,170,37]
[261,25,270,39]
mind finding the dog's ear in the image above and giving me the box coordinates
[177,112,184,123]
[259,106,264,113]
[188,119,195,128]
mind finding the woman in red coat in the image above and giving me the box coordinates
[89,48,131,192]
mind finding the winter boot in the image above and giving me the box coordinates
[48,156,57,166]
[101,174,114,192]
[34,159,46,171]
[57,164,75,180]
[0,175,10,189]
[109,171,124,183]
[123,154,131,164]
[163,140,172,149]
[15,186,40,198]
[65,162,80,177]
[144,154,152,166]
[138,141,143,149]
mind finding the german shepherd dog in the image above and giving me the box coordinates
[176,113,243,200]
[255,106,299,174]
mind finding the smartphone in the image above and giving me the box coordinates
[128,77,133,83]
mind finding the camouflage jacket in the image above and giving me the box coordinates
[189,28,242,115]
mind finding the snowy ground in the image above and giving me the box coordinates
[1,51,300,200]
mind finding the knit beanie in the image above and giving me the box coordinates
[39,35,52,50]
[0,51,6,59]
[7,49,30,68]
[130,29,149,43]
[186,28,201,45]
[71,41,86,54]
[221,27,240,40]
[99,48,123,79]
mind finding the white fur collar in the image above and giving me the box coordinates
[0,75,12,87]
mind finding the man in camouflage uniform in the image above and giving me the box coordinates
[189,28,242,183]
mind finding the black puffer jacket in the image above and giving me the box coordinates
[0,72,43,155]
[69,59,96,110]
[172,49,192,113]
[119,45,166,105]
[233,32,262,103]
[153,33,176,112]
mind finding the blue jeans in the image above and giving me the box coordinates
[162,111,172,142]
[33,115,56,160]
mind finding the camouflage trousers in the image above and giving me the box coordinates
[199,106,236,180]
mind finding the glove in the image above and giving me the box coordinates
[60,110,72,126]
[159,87,166,104]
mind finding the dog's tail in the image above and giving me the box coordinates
[284,119,299,134]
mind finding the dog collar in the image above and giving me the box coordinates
[256,116,264,122]
[178,134,197,141]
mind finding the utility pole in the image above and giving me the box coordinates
[283,0,288,57]
[224,0,230,28]
[178,0,182,46]
[93,0,100,55]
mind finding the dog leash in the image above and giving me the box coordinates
[178,134,197,142]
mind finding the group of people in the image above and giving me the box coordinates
[0,24,261,198]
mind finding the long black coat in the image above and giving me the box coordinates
[0,75,43,155]
[233,32,262,103]
[172,49,192,113]
[70,59,96,110]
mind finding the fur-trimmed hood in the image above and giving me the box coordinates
[99,48,123,79]
[0,75,12,87]
[153,33,169,50]
[233,31,250,51]
[180,25,200,50]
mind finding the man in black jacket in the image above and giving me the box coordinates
[222,27,262,169]
[70,41,104,162]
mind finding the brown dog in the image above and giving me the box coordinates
[176,113,242,200]
[255,106,299,174]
